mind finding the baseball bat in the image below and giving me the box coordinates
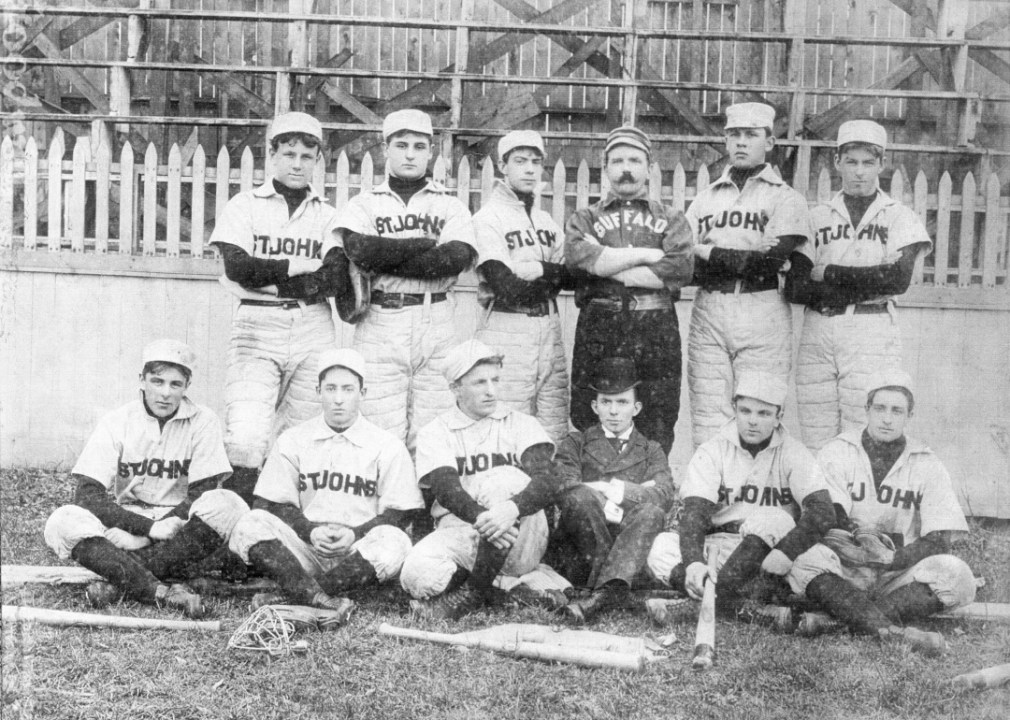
[952,663,1010,689]
[691,552,719,671]
[938,602,1010,623]
[1,605,222,632]
[378,623,645,672]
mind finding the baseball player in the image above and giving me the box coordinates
[685,102,811,448]
[44,340,247,617]
[790,120,932,450]
[647,371,836,614]
[783,369,975,654]
[565,126,694,454]
[472,129,580,442]
[400,340,569,620]
[321,109,476,452]
[210,111,343,504]
[228,348,423,615]
[551,357,675,623]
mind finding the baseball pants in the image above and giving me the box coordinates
[475,309,570,442]
[223,302,336,469]
[796,308,903,451]
[570,305,681,454]
[688,289,792,448]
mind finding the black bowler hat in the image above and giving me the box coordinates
[589,357,641,394]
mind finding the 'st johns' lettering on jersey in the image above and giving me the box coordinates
[592,208,669,237]
[717,484,795,507]
[505,228,557,250]
[814,223,889,247]
[850,482,922,510]
[696,210,768,234]
[117,458,192,480]
[297,469,378,497]
[255,235,323,258]
[375,213,446,236]
[456,452,520,477]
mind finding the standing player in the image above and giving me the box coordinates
[686,102,811,448]
[790,120,932,450]
[228,348,423,614]
[785,370,974,654]
[565,126,694,454]
[400,340,568,620]
[44,340,247,617]
[646,371,836,615]
[472,129,578,441]
[551,358,675,623]
[322,109,476,451]
[210,111,342,504]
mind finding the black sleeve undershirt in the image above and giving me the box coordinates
[510,443,559,517]
[165,473,230,521]
[217,243,291,288]
[481,260,557,306]
[350,509,408,541]
[775,489,837,559]
[253,496,319,544]
[889,530,952,572]
[394,241,477,278]
[424,467,487,524]
[74,475,157,537]
[342,232,437,274]
[679,496,717,569]
[823,244,919,296]
[697,234,804,285]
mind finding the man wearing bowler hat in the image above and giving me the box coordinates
[551,357,675,623]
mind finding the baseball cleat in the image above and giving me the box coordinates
[85,581,121,609]
[311,594,355,626]
[156,583,205,619]
[796,611,844,637]
[645,597,695,625]
[879,625,947,657]
[508,585,569,611]
[410,588,485,621]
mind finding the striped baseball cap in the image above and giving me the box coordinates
[605,126,651,156]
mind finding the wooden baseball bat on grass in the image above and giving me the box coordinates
[1,605,221,632]
[378,623,645,672]
[691,551,719,671]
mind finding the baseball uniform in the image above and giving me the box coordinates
[794,192,932,450]
[786,431,975,609]
[685,164,811,448]
[473,178,570,441]
[322,178,476,451]
[229,413,423,585]
[45,397,245,560]
[565,191,694,453]
[210,180,339,471]
[400,402,561,598]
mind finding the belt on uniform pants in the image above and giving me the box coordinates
[815,303,890,317]
[587,293,673,312]
[370,290,448,308]
[701,276,778,294]
[240,298,320,310]
[492,298,557,317]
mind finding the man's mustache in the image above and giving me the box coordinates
[617,172,635,183]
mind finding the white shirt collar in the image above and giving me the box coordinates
[602,424,634,442]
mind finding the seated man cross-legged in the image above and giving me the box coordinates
[228,348,423,619]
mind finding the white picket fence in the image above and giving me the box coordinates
[1,127,1008,291]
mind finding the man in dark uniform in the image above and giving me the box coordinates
[550,358,675,623]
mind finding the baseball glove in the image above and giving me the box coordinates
[822,528,895,568]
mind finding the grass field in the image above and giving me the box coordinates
[2,467,1008,720]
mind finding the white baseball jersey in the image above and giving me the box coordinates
[72,398,232,507]
[472,179,563,308]
[802,190,931,302]
[254,414,423,528]
[209,179,341,300]
[415,402,552,521]
[817,431,968,544]
[679,421,841,528]
[686,165,811,250]
[323,177,476,295]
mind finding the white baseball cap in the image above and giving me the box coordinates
[443,340,503,383]
[837,120,888,150]
[269,112,323,142]
[725,102,776,130]
[317,348,367,383]
[383,109,433,140]
[865,368,914,398]
[498,130,545,160]
[142,339,197,374]
[734,371,788,407]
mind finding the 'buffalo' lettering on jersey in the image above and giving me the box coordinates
[117,458,191,480]
[814,223,889,248]
[297,469,378,497]
[850,482,922,510]
[592,208,669,237]
[718,484,795,508]
[505,228,557,250]
[457,452,520,477]
[254,235,322,258]
[696,210,768,235]
[375,213,446,236]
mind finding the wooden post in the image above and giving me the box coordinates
[620,0,646,127]
[445,0,474,166]
[937,0,969,145]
